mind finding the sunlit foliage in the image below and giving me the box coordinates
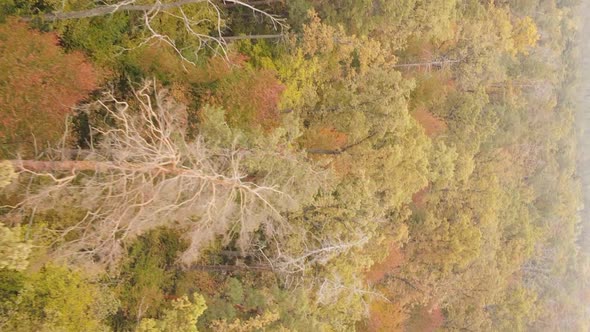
[0,0,587,329]
[0,19,98,155]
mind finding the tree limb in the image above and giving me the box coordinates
[21,0,209,21]
[307,132,377,155]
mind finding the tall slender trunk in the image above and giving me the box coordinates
[9,160,112,172]
[21,0,209,21]
[223,34,284,41]
[188,264,272,272]
[392,59,460,70]
[223,0,284,8]
[307,132,376,155]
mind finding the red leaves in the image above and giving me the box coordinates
[365,245,405,285]
[244,69,285,131]
[205,63,285,132]
[411,108,447,138]
[303,126,348,151]
[0,18,99,149]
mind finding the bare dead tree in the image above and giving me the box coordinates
[263,232,388,315]
[316,276,390,312]
[4,80,309,267]
[271,235,370,274]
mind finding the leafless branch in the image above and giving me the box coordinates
[21,0,287,64]
[272,235,369,274]
[6,80,305,268]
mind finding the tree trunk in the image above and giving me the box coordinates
[223,0,284,7]
[392,59,461,70]
[19,0,281,42]
[9,160,112,172]
[387,274,425,294]
[188,264,272,272]
[223,34,284,41]
[21,0,209,21]
[8,159,196,176]
[307,132,376,155]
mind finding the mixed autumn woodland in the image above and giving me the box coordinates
[0,0,589,330]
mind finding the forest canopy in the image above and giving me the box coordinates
[0,0,588,330]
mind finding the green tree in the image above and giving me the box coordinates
[1,265,118,332]
[209,311,280,331]
[0,224,31,271]
[0,161,16,188]
[111,228,187,330]
[138,293,207,332]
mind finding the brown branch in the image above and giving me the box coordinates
[9,159,184,175]
[222,0,284,7]
[387,274,425,294]
[188,264,272,272]
[17,0,287,68]
[307,131,376,155]
[8,159,265,189]
[222,34,284,41]
[392,59,461,70]
[10,160,111,173]
[4,80,304,268]
[216,250,259,258]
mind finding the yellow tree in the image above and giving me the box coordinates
[138,293,207,332]
[511,16,540,56]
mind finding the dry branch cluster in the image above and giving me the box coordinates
[2,79,363,285]
[132,0,286,63]
[7,81,291,267]
[28,0,287,64]
[3,79,377,308]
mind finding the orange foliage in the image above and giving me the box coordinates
[410,70,456,110]
[363,244,412,331]
[0,19,99,151]
[301,126,350,175]
[403,37,437,64]
[241,69,286,131]
[429,306,445,331]
[490,148,522,183]
[177,271,220,297]
[411,186,430,209]
[363,300,408,332]
[192,271,220,296]
[129,43,197,82]
[193,53,249,83]
[405,304,445,332]
[330,153,354,176]
[303,126,348,150]
[169,82,192,106]
[366,245,405,285]
[438,22,460,53]
[200,64,285,132]
[130,44,248,84]
[412,108,447,138]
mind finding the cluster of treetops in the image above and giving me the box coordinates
[0,0,589,330]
